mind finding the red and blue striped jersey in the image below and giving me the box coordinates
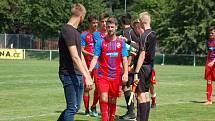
[94,38,128,79]
[81,31,101,62]
[207,39,215,63]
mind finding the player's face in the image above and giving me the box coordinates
[107,23,117,36]
[209,30,215,40]
[89,20,99,31]
[133,23,143,34]
[100,18,108,29]
[139,17,145,28]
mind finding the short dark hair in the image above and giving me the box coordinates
[88,14,99,22]
[100,13,109,20]
[209,26,215,32]
[107,17,118,25]
[120,13,132,25]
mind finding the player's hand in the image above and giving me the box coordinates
[128,66,134,73]
[122,73,128,85]
[208,61,215,67]
[119,35,128,42]
[85,75,93,90]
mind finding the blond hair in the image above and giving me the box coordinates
[139,11,151,24]
[132,19,140,27]
[71,3,86,17]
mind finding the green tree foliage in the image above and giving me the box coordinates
[160,0,215,54]
[1,0,215,54]
[77,0,108,30]
[0,0,107,37]
[128,0,215,54]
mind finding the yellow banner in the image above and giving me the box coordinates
[0,49,23,59]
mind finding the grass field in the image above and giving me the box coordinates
[0,60,215,121]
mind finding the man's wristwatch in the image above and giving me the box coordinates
[134,72,139,74]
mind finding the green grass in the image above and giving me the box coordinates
[0,60,215,121]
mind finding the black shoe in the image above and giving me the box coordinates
[119,112,136,120]
[151,103,156,108]
[84,110,90,116]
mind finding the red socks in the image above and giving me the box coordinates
[109,103,116,121]
[83,96,90,111]
[207,81,212,102]
[100,101,108,121]
[92,89,99,108]
[151,96,156,105]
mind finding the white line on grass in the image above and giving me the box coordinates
[0,101,199,121]
[0,113,58,121]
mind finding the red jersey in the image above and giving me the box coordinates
[97,29,107,40]
[94,38,128,79]
[207,39,215,63]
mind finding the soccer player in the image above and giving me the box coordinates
[134,12,156,121]
[57,3,93,121]
[89,17,128,121]
[119,13,139,120]
[81,14,100,116]
[204,26,215,105]
[89,13,109,116]
[149,69,157,108]
[97,13,109,39]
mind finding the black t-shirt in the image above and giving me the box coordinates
[134,29,156,66]
[122,27,140,44]
[58,24,82,75]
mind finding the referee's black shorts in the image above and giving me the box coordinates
[136,64,152,92]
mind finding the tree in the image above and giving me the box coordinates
[160,0,215,54]
[0,0,108,37]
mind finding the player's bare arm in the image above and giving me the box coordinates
[134,51,145,81]
[89,56,99,72]
[81,52,92,75]
[122,56,128,85]
[68,45,93,89]
[208,59,215,67]
[81,47,94,56]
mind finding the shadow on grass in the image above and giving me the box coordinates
[75,120,89,121]
[116,104,127,109]
[55,110,62,113]
[54,110,126,121]
[190,100,205,103]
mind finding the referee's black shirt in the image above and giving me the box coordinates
[134,29,156,66]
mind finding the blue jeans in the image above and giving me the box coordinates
[57,74,84,121]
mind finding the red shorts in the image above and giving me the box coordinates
[205,63,215,81]
[96,76,121,98]
[150,69,157,84]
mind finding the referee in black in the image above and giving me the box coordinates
[134,11,156,121]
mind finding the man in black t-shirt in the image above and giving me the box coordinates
[57,3,93,121]
[134,12,156,121]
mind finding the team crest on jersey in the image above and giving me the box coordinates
[117,42,121,48]
[104,43,108,47]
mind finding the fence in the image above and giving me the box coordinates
[21,49,207,66]
[0,34,58,50]
[154,53,206,66]
[24,49,59,61]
